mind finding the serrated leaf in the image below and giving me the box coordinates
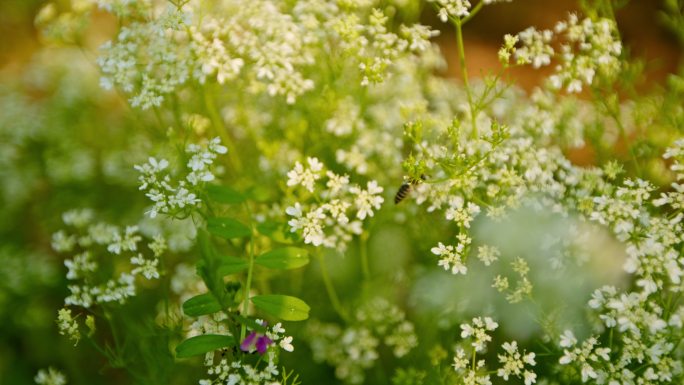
[175,334,235,358]
[182,293,222,317]
[255,247,309,270]
[217,255,248,276]
[207,217,251,239]
[250,294,310,321]
[207,185,246,205]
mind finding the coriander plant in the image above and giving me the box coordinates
[2,0,684,384]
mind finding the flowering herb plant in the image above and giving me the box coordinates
[2,0,684,384]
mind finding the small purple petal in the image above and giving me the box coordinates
[255,335,273,354]
[240,332,257,352]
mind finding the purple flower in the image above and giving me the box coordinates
[240,331,273,354]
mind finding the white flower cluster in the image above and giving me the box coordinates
[460,316,499,352]
[199,320,295,385]
[192,1,316,104]
[199,352,281,385]
[135,137,227,218]
[325,97,365,137]
[445,195,481,228]
[97,1,325,107]
[550,14,622,92]
[655,138,684,209]
[285,157,383,250]
[322,5,438,87]
[492,257,532,304]
[56,308,80,346]
[34,367,67,385]
[416,97,684,382]
[308,321,377,384]
[269,322,296,353]
[335,127,404,176]
[497,341,537,385]
[52,209,163,308]
[357,9,439,86]
[429,0,472,22]
[452,317,537,385]
[307,298,418,384]
[431,233,471,275]
[96,0,150,18]
[503,13,622,93]
[512,27,554,68]
[452,317,494,385]
[558,331,612,382]
[98,7,191,109]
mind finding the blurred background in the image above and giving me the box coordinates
[2,1,682,88]
[0,1,682,384]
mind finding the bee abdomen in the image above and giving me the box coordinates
[394,183,412,204]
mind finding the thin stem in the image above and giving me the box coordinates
[453,19,478,139]
[471,348,477,371]
[460,1,485,25]
[359,232,370,280]
[240,203,256,341]
[203,86,243,172]
[608,327,614,350]
[317,252,350,322]
[104,309,122,353]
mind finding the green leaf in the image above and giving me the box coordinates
[207,185,246,205]
[250,295,310,321]
[217,255,248,276]
[255,247,309,270]
[232,314,267,333]
[207,217,251,239]
[182,293,222,317]
[197,231,222,293]
[175,334,235,358]
[256,222,294,244]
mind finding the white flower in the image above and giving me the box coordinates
[460,317,498,352]
[56,308,80,346]
[287,157,323,192]
[497,341,536,384]
[452,348,469,371]
[431,241,468,275]
[429,0,472,22]
[34,367,67,385]
[350,180,384,220]
[559,330,577,347]
[279,336,294,352]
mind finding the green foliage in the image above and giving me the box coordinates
[3,0,684,385]
[250,295,310,321]
[255,248,309,270]
[182,293,223,317]
[206,217,251,239]
[175,334,235,358]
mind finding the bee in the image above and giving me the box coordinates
[394,174,426,204]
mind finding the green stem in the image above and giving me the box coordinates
[608,327,614,350]
[104,309,122,353]
[359,232,370,280]
[317,253,350,322]
[202,86,243,172]
[240,204,256,341]
[460,1,485,25]
[453,19,478,139]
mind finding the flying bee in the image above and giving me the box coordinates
[394,174,426,204]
